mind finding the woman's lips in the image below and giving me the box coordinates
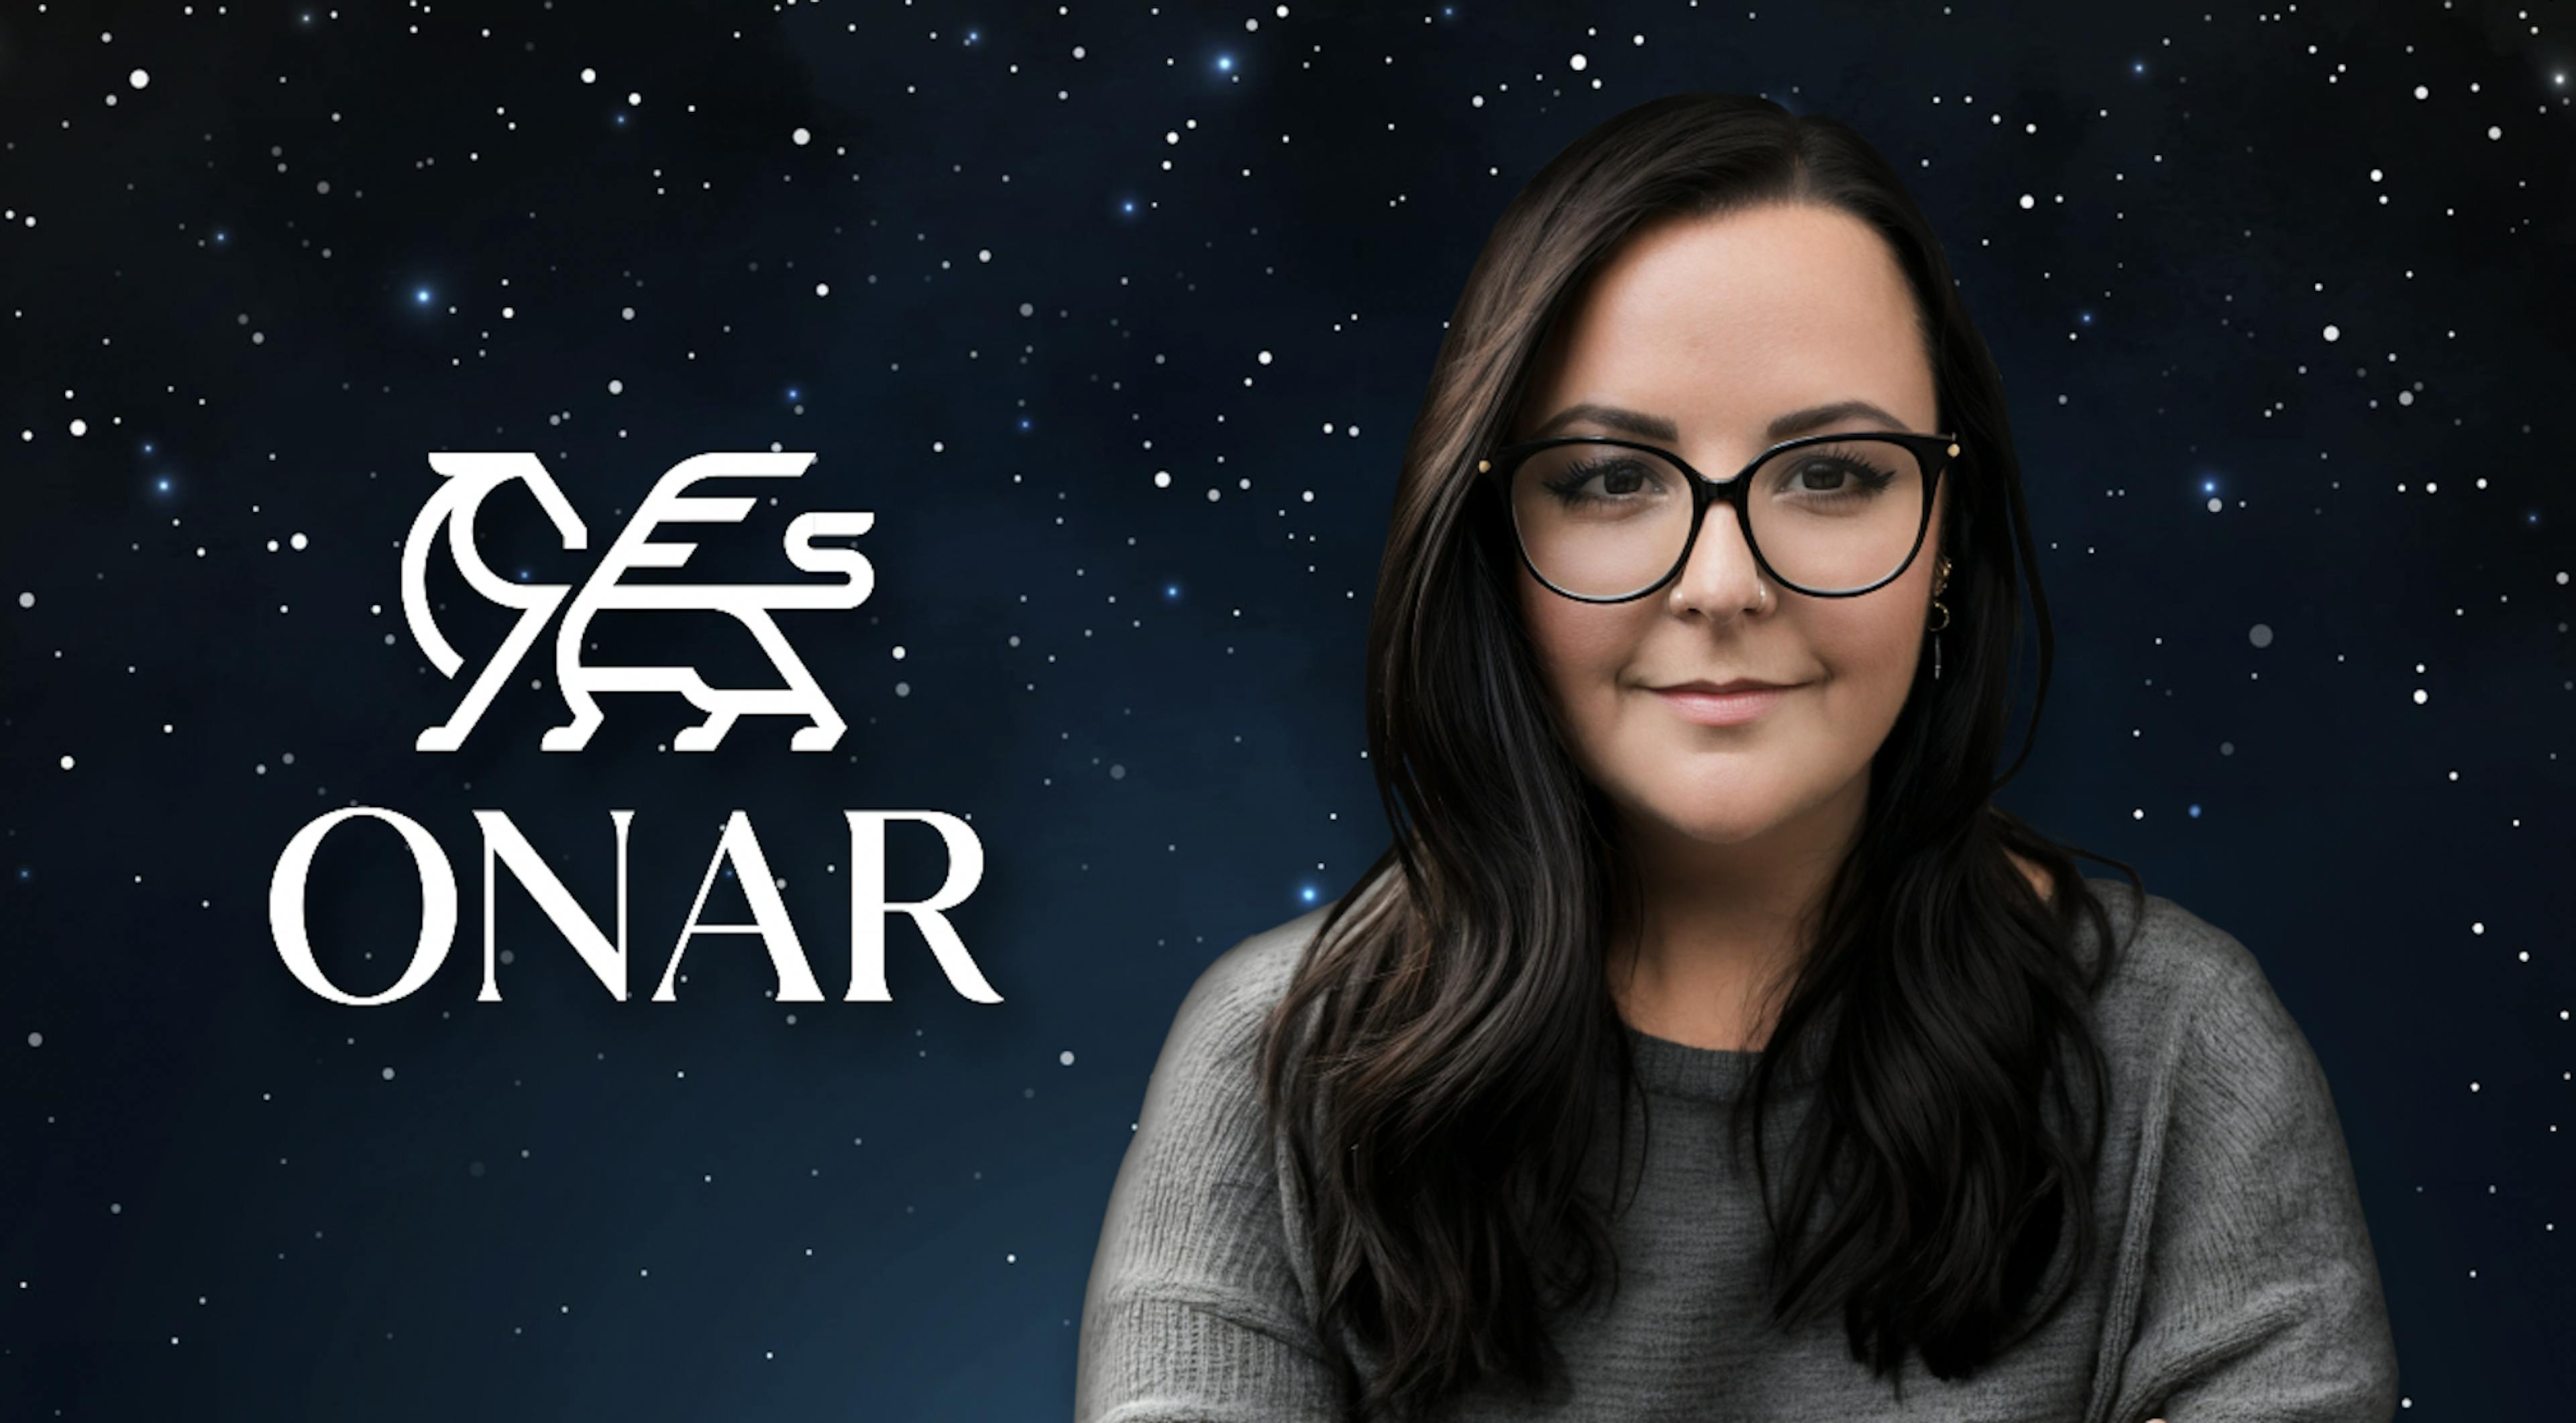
[1649,683,1802,726]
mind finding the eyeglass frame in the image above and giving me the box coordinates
[1477,429,1962,604]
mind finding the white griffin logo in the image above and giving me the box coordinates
[399,451,874,753]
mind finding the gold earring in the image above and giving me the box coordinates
[1929,555,1953,682]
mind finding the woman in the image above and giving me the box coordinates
[1075,93,2398,1422]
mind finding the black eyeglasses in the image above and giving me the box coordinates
[1477,430,1961,602]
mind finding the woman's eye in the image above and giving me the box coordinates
[1550,461,1656,500]
[1784,458,1896,496]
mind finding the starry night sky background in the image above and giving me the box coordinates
[1,0,2569,1417]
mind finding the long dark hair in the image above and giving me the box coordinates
[1254,93,2149,1420]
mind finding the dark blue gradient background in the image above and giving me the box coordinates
[2,0,2568,1416]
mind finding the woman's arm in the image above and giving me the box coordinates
[2103,930,2401,1423]
[1073,933,1349,1422]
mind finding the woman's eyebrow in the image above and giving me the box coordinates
[1527,398,1907,443]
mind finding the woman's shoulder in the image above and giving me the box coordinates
[1181,900,1332,1029]
[2070,875,2276,1000]
[2068,876,2332,1094]
[1170,869,1409,1061]
[1144,900,1338,1112]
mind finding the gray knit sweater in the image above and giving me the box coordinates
[1074,877,2399,1421]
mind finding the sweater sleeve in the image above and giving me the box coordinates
[2104,928,2401,1423]
[1073,934,1350,1423]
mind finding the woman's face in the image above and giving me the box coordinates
[1508,202,1948,855]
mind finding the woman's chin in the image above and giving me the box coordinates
[1633,802,1789,849]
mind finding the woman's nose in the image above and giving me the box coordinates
[1664,505,1768,617]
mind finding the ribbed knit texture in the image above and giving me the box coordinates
[1073,878,2399,1422]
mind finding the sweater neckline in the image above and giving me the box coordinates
[1603,875,2139,1105]
[1614,1019,1766,1103]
